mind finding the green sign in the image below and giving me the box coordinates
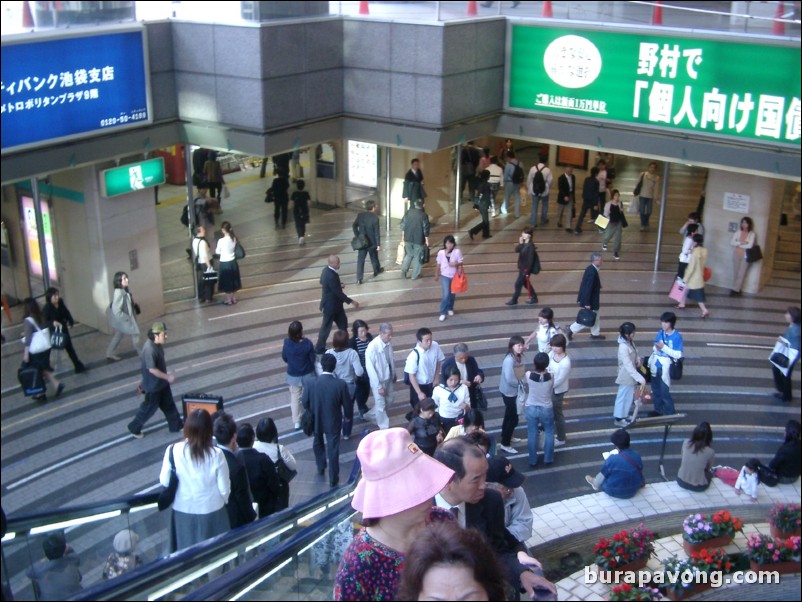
[508,25,801,146]
[100,157,165,198]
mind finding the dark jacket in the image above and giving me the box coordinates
[282,337,316,377]
[353,210,381,248]
[407,414,442,455]
[219,447,256,529]
[400,207,430,245]
[43,300,75,330]
[582,175,600,204]
[516,241,536,274]
[403,169,426,202]
[237,447,282,519]
[441,356,485,407]
[271,176,290,202]
[769,439,801,480]
[302,372,353,434]
[577,264,602,310]
[558,172,576,203]
[319,266,353,315]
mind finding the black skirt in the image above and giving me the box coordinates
[686,287,706,302]
[218,260,241,293]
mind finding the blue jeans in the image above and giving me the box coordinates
[639,197,653,227]
[530,193,549,226]
[440,275,455,315]
[650,365,675,415]
[526,405,554,465]
[502,182,521,216]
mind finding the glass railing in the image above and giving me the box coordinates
[1,466,359,601]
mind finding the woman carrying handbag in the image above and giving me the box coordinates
[23,298,64,401]
[43,287,86,374]
[434,235,464,322]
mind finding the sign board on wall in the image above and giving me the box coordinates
[100,158,165,198]
[507,25,801,147]
[723,192,750,213]
[348,140,378,188]
[21,196,58,282]
[1,26,151,154]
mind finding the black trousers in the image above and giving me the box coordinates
[512,270,536,302]
[469,205,491,238]
[773,363,795,401]
[128,385,183,435]
[313,431,341,486]
[356,247,381,281]
[61,328,84,370]
[315,308,348,354]
[274,198,288,226]
[573,200,597,232]
[354,377,371,416]
[500,394,519,446]
[408,382,434,409]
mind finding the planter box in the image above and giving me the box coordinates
[663,581,712,601]
[597,557,649,576]
[769,524,801,539]
[749,560,801,574]
[682,534,734,555]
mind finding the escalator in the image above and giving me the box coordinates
[1,466,359,601]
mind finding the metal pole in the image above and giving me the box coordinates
[455,146,462,226]
[186,147,198,298]
[385,146,392,233]
[30,178,51,292]
[653,162,671,272]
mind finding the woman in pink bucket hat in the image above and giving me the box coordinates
[334,427,455,601]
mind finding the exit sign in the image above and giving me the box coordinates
[100,157,165,198]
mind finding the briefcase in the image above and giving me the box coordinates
[182,393,224,419]
[18,362,46,396]
[576,308,597,327]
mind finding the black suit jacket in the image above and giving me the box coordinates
[302,373,352,435]
[465,488,528,593]
[577,264,602,310]
[219,447,256,529]
[237,448,281,518]
[353,211,381,248]
[557,173,575,203]
[319,267,352,315]
[441,356,484,404]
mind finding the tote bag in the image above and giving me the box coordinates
[26,318,52,354]
[450,269,468,293]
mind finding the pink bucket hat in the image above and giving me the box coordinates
[352,428,454,519]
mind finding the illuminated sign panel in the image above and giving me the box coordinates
[100,158,165,198]
[507,25,801,146]
[1,27,151,154]
[348,141,378,188]
[21,196,58,283]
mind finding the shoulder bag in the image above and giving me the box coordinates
[662,332,684,380]
[275,447,298,483]
[633,173,644,197]
[26,318,52,354]
[745,244,763,263]
[619,450,646,488]
[234,240,246,260]
[157,445,179,511]
[450,267,468,293]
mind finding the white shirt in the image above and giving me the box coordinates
[215,236,236,262]
[434,494,465,528]
[527,163,553,196]
[433,383,469,418]
[487,163,503,185]
[366,336,394,386]
[548,351,571,395]
[404,341,445,385]
[160,440,230,514]
[734,467,759,499]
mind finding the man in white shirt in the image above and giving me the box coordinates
[527,156,553,228]
[404,327,445,409]
[364,323,395,429]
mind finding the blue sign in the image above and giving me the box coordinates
[1,27,151,154]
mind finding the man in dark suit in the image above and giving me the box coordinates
[567,252,605,341]
[441,342,485,409]
[434,438,557,601]
[402,158,427,208]
[352,200,384,285]
[213,413,256,529]
[302,354,353,487]
[556,166,575,229]
[315,255,360,354]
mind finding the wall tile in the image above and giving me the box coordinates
[218,77,265,129]
[261,24,307,78]
[214,25,262,79]
[305,20,344,71]
[172,23,215,72]
[344,69,390,118]
[343,21,391,70]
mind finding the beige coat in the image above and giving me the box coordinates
[616,337,645,386]
[684,246,708,290]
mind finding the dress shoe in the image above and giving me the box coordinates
[565,228,574,233]
[566,329,573,341]
[74,364,86,374]
[469,231,475,241]
[356,279,363,285]
[590,334,606,340]
[525,298,537,305]
[55,383,65,398]
[374,267,385,276]
[505,300,518,306]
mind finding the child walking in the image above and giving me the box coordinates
[406,398,443,456]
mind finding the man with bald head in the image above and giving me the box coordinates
[315,255,360,354]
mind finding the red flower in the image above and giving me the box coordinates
[621,583,631,593]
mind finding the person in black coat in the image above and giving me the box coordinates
[302,354,353,488]
[769,419,801,484]
[271,170,291,229]
[315,255,360,354]
[352,200,384,284]
[43,287,86,373]
[441,342,485,409]
[213,413,256,529]
[567,252,605,340]
[349,319,374,418]
[573,167,600,234]
[402,158,426,208]
[556,167,576,230]
[236,423,282,519]
[506,227,538,306]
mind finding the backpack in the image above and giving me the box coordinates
[180,205,190,227]
[402,348,420,386]
[511,162,525,185]
[532,165,546,195]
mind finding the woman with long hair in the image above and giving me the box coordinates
[613,322,646,427]
[729,216,756,296]
[349,319,373,419]
[254,416,297,512]
[769,419,801,484]
[677,422,715,491]
[160,409,230,551]
[434,235,464,322]
[497,335,526,455]
[43,287,86,373]
[676,234,710,318]
[23,297,63,401]
[215,221,242,305]
[282,320,316,431]
[326,330,364,439]
[106,271,140,361]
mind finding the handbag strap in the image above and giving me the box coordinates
[169,444,176,470]
[619,450,645,486]
[26,316,43,332]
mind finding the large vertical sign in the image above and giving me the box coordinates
[348,140,379,188]
[507,25,801,147]
[21,196,58,283]
[1,25,151,154]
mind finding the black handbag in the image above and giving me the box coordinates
[633,173,644,197]
[351,234,370,251]
[18,362,46,396]
[50,326,66,350]
[745,244,763,263]
[668,357,684,380]
[234,241,246,260]
[770,352,790,368]
[757,462,779,487]
[576,308,597,327]
[531,250,542,275]
[473,385,488,411]
[639,356,652,383]
[275,454,298,483]
[300,409,314,437]
[157,445,179,511]
[420,246,431,264]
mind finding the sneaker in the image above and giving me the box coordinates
[294,422,301,431]
[574,230,582,235]
[299,237,305,245]
[585,475,599,491]
[602,245,608,251]
[497,444,517,454]
[439,314,446,322]
[554,438,566,447]
[510,437,523,444]
[613,254,620,260]
[130,430,144,439]
[614,419,629,427]
[447,310,454,316]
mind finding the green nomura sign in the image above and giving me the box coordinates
[100,157,165,198]
[508,24,801,146]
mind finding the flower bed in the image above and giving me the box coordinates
[768,503,801,539]
[594,524,656,573]
[610,584,663,601]
[746,533,801,574]
[681,510,742,555]
[659,548,732,601]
